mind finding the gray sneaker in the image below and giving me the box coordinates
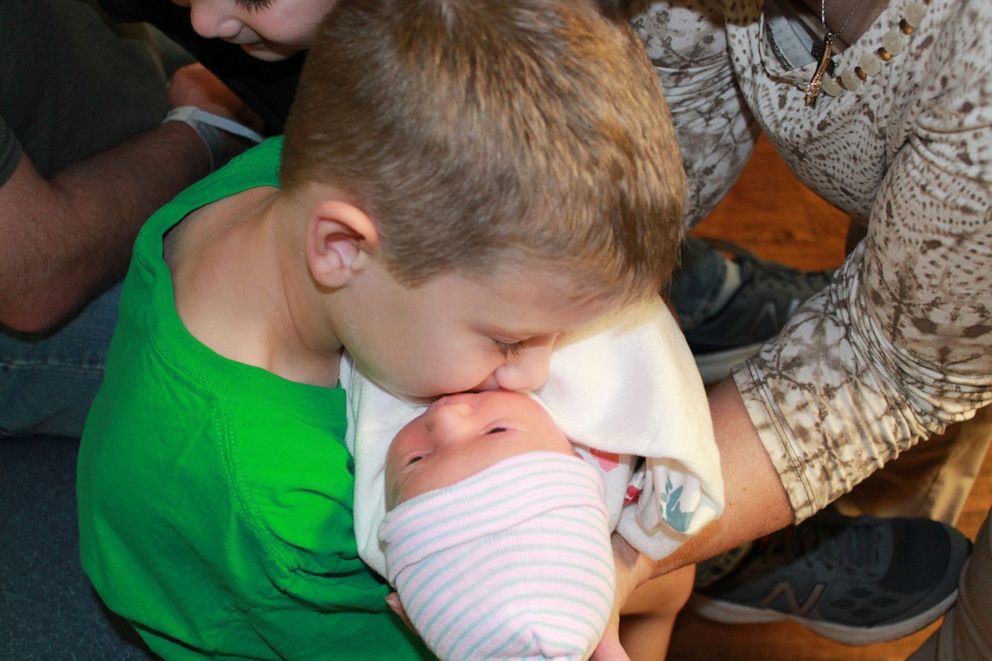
[691,510,972,645]
[684,239,834,383]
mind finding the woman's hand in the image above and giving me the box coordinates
[590,534,657,660]
[590,626,630,661]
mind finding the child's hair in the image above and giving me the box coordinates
[282,0,685,304]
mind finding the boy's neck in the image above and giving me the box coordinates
[168,189,344,388]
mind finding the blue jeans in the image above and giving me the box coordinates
[0,282,121,438]
[668,235,727,330]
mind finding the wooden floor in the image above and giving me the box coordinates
[666,136,992,660]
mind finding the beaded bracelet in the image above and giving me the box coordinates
[820,0,929,98]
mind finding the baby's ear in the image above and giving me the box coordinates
[305,200,379,288]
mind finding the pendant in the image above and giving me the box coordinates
[804,31,836,107]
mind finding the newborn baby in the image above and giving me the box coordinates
[380,390,616,660]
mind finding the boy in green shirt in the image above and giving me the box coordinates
[77,0,686,658]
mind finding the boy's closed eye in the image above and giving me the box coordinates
[492,338,525,358]
[235,0,273,12]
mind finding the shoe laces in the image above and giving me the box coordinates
[757,516,881,575]
[704,238,835,295]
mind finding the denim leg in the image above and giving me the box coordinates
[667,236,728,330]
[0,282,122,438]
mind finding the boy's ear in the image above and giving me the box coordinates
[305,200,380,289]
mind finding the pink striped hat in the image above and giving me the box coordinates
[379,451,614,660]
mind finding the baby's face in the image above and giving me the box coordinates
[385,391,573,509]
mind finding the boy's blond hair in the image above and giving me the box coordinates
[282,0,685,303]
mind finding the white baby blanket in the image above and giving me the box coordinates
[342,297,723,577]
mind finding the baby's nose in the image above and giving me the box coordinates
[426,401,475,444]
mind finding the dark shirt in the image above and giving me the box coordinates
[1,0,169,184]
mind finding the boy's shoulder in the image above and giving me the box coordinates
[125,136,289,385]
[144,137,285,241]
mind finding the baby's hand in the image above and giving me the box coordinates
[385,592,414,631]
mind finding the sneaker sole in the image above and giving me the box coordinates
[693,342,762,384]
[688,587,960,646]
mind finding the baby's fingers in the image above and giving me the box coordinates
[385,592,414,631]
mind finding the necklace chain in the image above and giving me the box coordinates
[806,0,862,107]
[821,0,861,40]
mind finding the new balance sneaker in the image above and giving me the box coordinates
[690,510,972,645]
[684,239,834,384]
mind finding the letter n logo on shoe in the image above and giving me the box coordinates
[761,582,825,616]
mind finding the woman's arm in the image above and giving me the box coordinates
[655,379,793,573]
[613,378,792,584]
[627,0,759,228]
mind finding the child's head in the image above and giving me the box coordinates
[380,392,614,659]
[170,0,338,61]
[283,0,683,296]
[281,0,685,399]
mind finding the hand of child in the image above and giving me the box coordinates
[167,63,263,168]
[167,63,261,130]
[385,592,414,631]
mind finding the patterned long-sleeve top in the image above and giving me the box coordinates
[630,0,992,521]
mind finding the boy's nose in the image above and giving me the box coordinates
[491,344,553,392]
[188,5,242,40]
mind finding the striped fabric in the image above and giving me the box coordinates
[380,452,615,660]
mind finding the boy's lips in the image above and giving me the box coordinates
[238,40,299,61]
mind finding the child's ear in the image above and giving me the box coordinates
[305,200,380,288]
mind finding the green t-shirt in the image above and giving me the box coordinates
[77,138,428,660]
